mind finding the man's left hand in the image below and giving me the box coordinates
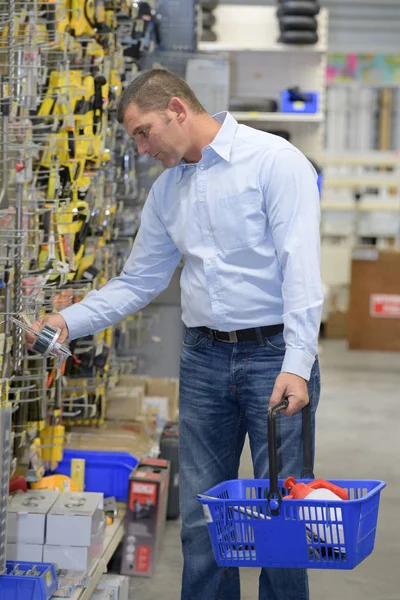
[269,372,309,416]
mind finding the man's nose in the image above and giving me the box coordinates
[136,140,149,156]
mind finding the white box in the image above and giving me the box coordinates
[7,543,43,562]
[43,519,105,571]
[97,575,129,600]
[46,492,103,547]
[43,544,95,571]
[92,591,113,600]
[7,490,59,544]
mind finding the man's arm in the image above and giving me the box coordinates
[263,148,323,415]
[47,187,181,341]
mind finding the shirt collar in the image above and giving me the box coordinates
[208,111,237,162]
[175,111,238,184]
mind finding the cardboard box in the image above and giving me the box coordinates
[46,492,104,547]
[7,490,59,544]
[69,421,156,458]
[121,458,170,578]
[348,248,400,351]
[142,396,169,429]
[106,386,144,421]
[7,543,43,562]
[325,311,348,339]
[118,376,179,420]
[97,575,129,600]
[146,378,179,421]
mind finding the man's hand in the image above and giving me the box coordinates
[269,372,309,416]
[26,314,69,349]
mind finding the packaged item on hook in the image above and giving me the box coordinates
[11,313,71,368]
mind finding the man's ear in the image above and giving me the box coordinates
[168,97,187,123]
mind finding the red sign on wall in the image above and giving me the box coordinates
[370,294,400,318]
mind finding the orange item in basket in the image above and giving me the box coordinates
[283,477,349,500]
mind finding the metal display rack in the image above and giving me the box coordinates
[0,1,158,588]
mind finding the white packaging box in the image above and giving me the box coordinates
[43,519,105,571]
[97,574,129,600]
[92,591,113,600]
[7,490,60,544]
[43,544,95,571]
[7,542,43,562]
[46,492,103,547]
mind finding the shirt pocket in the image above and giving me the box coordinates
[212,191,266,251]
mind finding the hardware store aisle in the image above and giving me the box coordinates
[129,340,398,600]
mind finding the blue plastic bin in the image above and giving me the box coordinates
[281,90,319,114]
[317,173,323,196]
[199,478,385,570]
[0,561,58,600]
[55,449,138,501]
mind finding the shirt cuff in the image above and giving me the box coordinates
[60,305,93,341]
[281,348,316,381]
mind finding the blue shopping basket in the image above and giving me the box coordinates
[198,399,386,570]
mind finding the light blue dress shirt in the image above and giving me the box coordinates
[61,111,323,380]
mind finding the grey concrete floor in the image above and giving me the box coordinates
[129,340,399,599]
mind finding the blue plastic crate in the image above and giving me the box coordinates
[281,90,319,114]
[0,561,58,600]
[55,449,138,501]
[199,478,386,570]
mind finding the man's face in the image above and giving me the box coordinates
[123,102,187,169]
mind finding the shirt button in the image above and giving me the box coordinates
[213,295,217,300]
[206,259,211,265]
[204,229,211,235]
[199,197,205,202]
[200,165,204,170]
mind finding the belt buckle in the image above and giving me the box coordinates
[214,330,238,343]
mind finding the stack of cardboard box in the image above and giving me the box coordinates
[7,490,105,570]
[106,375,179,424]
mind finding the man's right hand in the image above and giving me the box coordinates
[26,314,69,349]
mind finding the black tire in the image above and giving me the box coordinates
[279,30,318,44]
[202,9,216,29]
[201,29,217,42]
[278,1,320,16]
[201,0,218,10]
[279,15,318,31]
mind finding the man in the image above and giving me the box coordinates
[31,69,322,600]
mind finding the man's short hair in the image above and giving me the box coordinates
[116,69,206,123]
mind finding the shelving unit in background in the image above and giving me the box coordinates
[199,4,328,156]
[317,152,400,290]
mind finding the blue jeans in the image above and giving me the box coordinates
[179,327,320,600]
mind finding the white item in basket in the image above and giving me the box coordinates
[300,488,344,546]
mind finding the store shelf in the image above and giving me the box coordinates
[231,112,323,123]
[323,177,400,187]
[321,202,400,211]
[198,6,328,54]
[318,152,400,166]
[199,41,327,53]
[54,514,125,600]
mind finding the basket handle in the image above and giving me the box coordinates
[267,398,314,516]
